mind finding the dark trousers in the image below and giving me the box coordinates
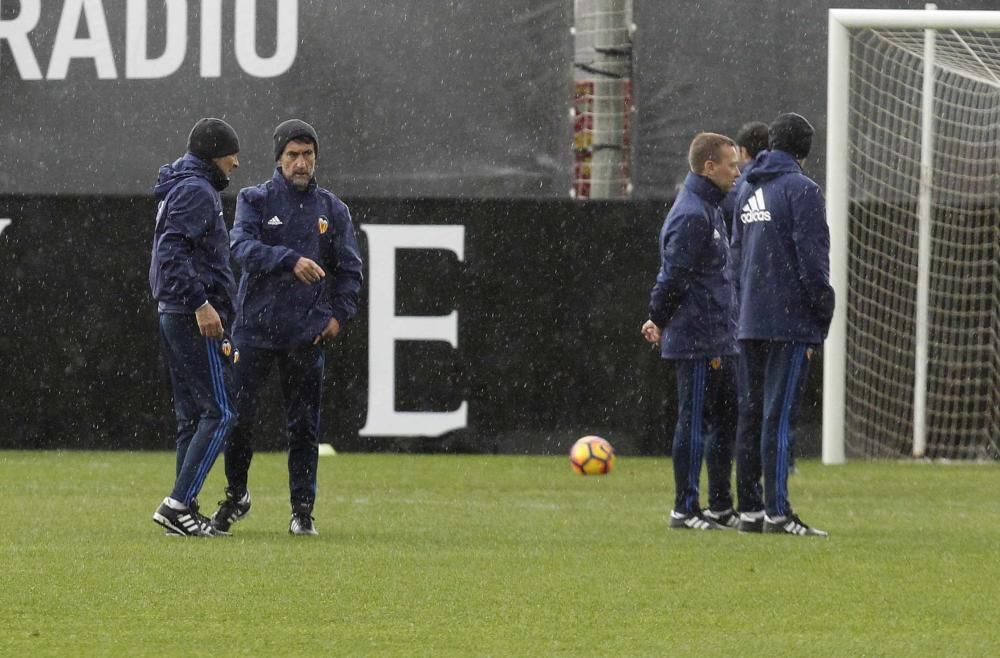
[670,356,737,514]
[159,313,236,507]
[735,340,813,518]
[223,344,325,508]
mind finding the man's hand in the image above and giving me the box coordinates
[293,257,326,284]
[313,317,342,345]
[196,302,224,339]
[641,319,661,345]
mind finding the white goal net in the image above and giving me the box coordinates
[826,9,1000,461]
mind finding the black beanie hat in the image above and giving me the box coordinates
[768,113,814,160]
[273,119,319,160]
[187,118,240,160]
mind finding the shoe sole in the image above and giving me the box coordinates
[153,512,189,536]
[153,511,213,537]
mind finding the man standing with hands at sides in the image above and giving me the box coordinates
[150,117,241,537]
[211,119,363,536]
[641,132,741,530]
[730,113,834,537]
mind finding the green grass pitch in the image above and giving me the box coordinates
[1,450,998,657]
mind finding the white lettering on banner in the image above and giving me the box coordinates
[200,0,223,78]
[0,0,299,80]
[359,225,468,438]
[0,219,11,236]
[125,0,186,79]
[234,0,298,78]
[47,0,118,80]
[0,0,43,79]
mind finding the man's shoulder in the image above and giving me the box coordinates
[666,191,710,222]
[165,176,217,209]
[237,180,272,202]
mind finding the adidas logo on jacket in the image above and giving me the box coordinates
[740,187,772,223]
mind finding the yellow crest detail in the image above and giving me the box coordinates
[221,340,232,357]
[233,348,240,364]
[318,217,329,234]
[709,357,722,370]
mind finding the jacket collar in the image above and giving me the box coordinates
[682,171,726,207]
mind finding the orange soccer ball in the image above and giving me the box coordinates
[569,436,616,475]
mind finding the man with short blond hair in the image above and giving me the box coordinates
[642,131,741,530]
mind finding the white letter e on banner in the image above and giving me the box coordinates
[359,224,467,438]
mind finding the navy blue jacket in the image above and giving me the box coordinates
[731,150,835,343]
[149,153,236,322]
[231,169,363,349]
[648,172,738,359]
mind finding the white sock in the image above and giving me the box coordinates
[164,497,188,511]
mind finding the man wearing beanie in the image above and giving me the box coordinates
[211,119,363,536]
[730,112,835,537]
[149,117,241,536]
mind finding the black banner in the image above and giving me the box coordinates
[0,194,823,454]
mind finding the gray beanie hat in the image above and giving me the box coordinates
[273,119,319,160]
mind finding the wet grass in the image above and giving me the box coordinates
[1,451,998,657]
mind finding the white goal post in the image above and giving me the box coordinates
[825,7,1000,463]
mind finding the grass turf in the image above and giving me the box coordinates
[1,451,998,657]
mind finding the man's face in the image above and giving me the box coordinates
[214,153,239,177]
[280,139,316,190]
[705,145,740,193]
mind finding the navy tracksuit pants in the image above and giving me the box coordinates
[735,340,814,518]
[159,313,237,507]
[223,344,325,508]
[670,356,737,515]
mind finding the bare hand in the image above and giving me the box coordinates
[293,257,326,284]
[641,319,661,345]
[196,302,224,339]
[313,317,342,344]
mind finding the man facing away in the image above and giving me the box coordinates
[149,118,241,537]
[211,119,363,536]
[730,113,835,537]
[642,132,741,530]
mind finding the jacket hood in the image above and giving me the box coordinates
[744,149,802,185]
[153,153,228,198]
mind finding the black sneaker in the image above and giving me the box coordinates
[668,510,724,530]
[763,513,828,537]
[153,498,214,537]
[737,511,765,534]
[289,504,318,536]
[211,490,252,533]
[702,508,739,529]
[190,497,229,537]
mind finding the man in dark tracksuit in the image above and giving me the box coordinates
[150,118,241,537]
[642,132,741,530]
[211,120,363,536]
[730,113,835,537]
